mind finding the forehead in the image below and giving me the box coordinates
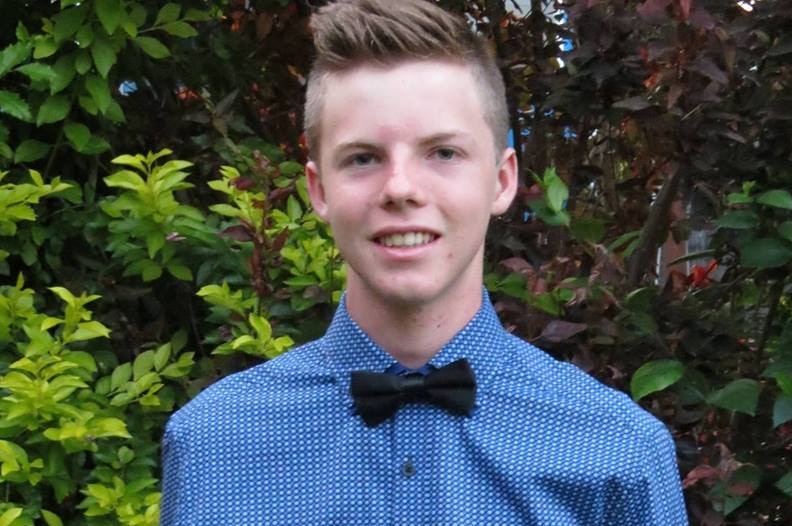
[318,60,491,154]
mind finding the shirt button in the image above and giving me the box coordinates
[401,458,416,477]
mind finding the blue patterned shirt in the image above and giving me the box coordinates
[160,291,688,525]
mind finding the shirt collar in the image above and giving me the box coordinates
[319,288,510,396]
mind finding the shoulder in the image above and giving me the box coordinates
[490,333,670,447]
[165,338,334,435]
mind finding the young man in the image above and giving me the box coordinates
[160,1,688,524]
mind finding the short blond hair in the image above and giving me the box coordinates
[304,0,508,157]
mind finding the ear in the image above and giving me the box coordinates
[490,147,518,215]
[305,160,329,220]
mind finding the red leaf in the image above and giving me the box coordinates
[689,56,728,84]
[220,225,253,242]
[683,464,721,488]
[538,320,588,343]
[727,480,757,497]
[689,7,715,30]
[676,0,692,20]
[500,257,532,274]
[637,0,671,22]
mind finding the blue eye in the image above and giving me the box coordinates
[349,153,377,166]
[433,148,457,161]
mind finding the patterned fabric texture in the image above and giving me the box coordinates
[160,290,689,525]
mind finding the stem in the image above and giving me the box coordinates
[603,122,620,214]
[756,279,785,362]
[627,163,684,286]
[43,122,65,180]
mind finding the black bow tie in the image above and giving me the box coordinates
[350,358,477,427]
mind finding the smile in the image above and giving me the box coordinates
[376,232,437,248]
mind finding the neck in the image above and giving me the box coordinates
[345,280,483,369]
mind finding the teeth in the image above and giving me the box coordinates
[379,232,434,247]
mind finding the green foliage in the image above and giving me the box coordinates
[100,150,209,282]
[0,276,194,525]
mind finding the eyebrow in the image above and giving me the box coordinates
[332,131,474,156]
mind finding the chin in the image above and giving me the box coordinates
[359,275,457,309]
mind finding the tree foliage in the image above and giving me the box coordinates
[0,0,791,524]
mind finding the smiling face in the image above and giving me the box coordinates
[306,60,517,316]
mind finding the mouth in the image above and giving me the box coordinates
[374,231,438,248]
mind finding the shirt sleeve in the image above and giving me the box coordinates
[159,417,194,526]
[605,424,689,525]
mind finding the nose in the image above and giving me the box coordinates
[379,156,425,208]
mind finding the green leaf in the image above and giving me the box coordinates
[105,100,126,123]
[71,321,111,341]
[631,359,684,401]
[16,63,56,83]
[161,21,198,38]
[91,417,131,438]
[248,314,272,342]
[133,350,155,380]
[0,41,31,77]
[740,238,792,269]
[0,89,32,121]
[776,471,792,496]
[14,139,51,163]
[111,154,146,171]
[111,363,132,391]
[154,343,172,371]
[167,264,193,281]
[287,195,302,221]
[49,54,76,94]
[63,350,98,373]
[571,218,606,243]
[80,135,110,155]
[41,510,63,526]
[0,508,23,526]
[773,394,792,428]
[757,189,792,210]
[779,222,792,242]
[121,21,138,38]
[135,36,170,59]
[140,260,163,281]
[75,22,93,48]
[146,231,165,258]
[37,95,71,126]
[91,36,117,78]
[85,75,112,113]
[542,168,567,213]
[48,286,76,305]
[279,161,303,175]
[714,210,759,229]
[78,95,98,115]
[64,122,91,150]
[52,5,87,42]
[105,170,146,190]
[95,0,122,35]
[726,192,753,205]
[34,36,59,59]
[708,379,761,415]
[75,50,91,74]
[16,22,29,41]
[155,3,181,26]
[183,8,212,22]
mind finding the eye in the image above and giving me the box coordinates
[347,153,378,167]
[432,147,458,161]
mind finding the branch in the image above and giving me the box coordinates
[756,279,786,362]
[627,163,684,286]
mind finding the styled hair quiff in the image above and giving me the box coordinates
[303,0,509,158]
